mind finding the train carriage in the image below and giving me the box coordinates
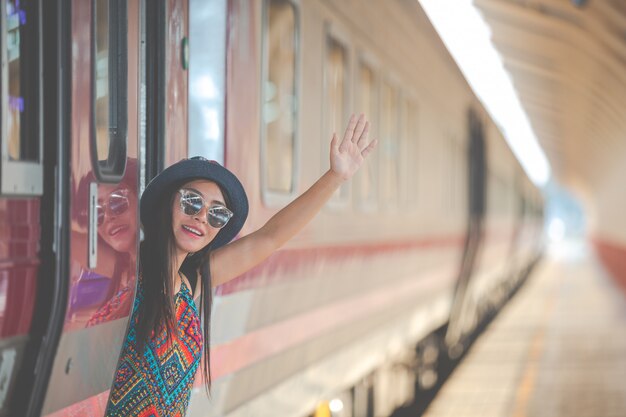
[0,0,543,416]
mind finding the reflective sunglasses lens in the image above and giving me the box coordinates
[180,193,203,216]
[108,194,130,216]
[208,207,232,229]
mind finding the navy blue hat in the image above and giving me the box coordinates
[140,157,248,250]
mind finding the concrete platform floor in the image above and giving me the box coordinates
[422,240,626,417]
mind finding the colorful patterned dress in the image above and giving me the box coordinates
[105,276,203,417]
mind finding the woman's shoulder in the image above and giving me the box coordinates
[178,270,201,301]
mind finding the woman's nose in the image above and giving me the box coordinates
[193,208,208,224]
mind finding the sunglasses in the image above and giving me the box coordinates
[97,189,130,226]
[178,189,233,229]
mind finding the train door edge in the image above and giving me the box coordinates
[7,0,72,416]
[444,107,487,358]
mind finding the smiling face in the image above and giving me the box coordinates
[171,179,228,257]
[97,183,137,253]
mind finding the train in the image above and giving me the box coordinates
[0,0,544,416]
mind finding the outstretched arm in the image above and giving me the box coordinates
[209,114,377,288]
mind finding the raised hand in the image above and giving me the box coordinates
[330,114,378,181]
[211,116,377,286]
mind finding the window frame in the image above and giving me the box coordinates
[260,0,301,207]
[398,91,419,209]
[352,51,380,212]
[1,0,44,196]
[378,75,402,211]
[322,22,352,210]
[90,0,128,183]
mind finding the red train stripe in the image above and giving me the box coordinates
[45,264,455,416]
[591,237,626,295]
[205,264,455,382]
[217,234,465,295]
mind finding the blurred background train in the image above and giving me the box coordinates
[0,0,544,416]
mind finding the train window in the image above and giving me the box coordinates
[1,0,43,195]
[189,0,227,163]
[448,135,457,212]
[353,61,378,210]
[261,0,298,196]
[454,139,466,212]
[399,96,417,207]
[379,81,399,208]
[91,0,128,183]
[324,32,350,204]
[450,139,458,211]
[440,135,446,211]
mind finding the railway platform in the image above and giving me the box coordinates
[422,239,626,417]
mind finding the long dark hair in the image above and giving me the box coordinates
[136,180,230,395]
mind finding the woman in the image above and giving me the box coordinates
[69,159,139,328]
[86,159,139,326]
[106,114,376,416]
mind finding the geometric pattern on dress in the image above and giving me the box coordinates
[86,285,133,327]
[105,276,203,417]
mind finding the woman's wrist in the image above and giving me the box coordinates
[326,169,347,185]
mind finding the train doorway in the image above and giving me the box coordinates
[7,0,70,415]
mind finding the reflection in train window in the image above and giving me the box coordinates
[354,62,378,209]
[380,81,399,207]
[262,0,298,195]
[325,34,350,202]
[92,0,127,182]
[5,0,39,162]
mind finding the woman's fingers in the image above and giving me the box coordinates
[339,113,369,153]
[361,139,378,158]
[356,121,370,150]
[351,114,367,144]
[330,132,339,154]
[340,114,357,151]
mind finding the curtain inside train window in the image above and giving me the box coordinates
[354,62,378,209]
[91,0,127,182]
[325,34,350,203]
[326,38,347,146]
[262,0,298,196]
[380,81,399,208]
[399,97,418,207]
